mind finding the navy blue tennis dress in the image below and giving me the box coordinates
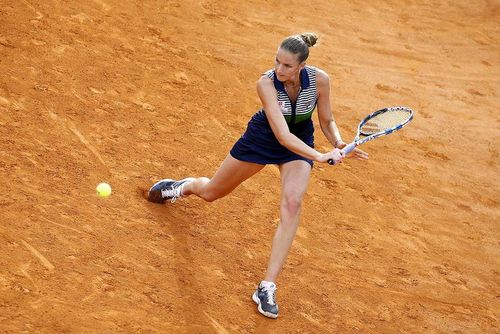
[230,66,318,166]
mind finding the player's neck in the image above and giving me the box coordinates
[283,73,301,88]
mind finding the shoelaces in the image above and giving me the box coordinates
[262,285,277,305]
[161,184,183,203]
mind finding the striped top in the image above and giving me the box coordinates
[264,65,318,125]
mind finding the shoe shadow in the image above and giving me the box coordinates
[137,186,207,329]
[137,185,274,329]
[253,317,278,332]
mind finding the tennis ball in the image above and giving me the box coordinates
[96,182,112,197]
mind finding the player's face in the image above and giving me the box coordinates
[274,48,304,82]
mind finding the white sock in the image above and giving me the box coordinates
[179,180,194,197]
[260,280,276,289]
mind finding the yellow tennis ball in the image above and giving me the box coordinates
[96,182,112,197]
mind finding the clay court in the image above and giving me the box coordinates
[1,0,498,333]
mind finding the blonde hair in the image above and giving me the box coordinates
[280,32,318,63]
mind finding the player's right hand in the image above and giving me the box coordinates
[318,148,344,164]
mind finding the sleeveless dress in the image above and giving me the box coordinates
[230,66,318,166]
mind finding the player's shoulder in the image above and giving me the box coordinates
[312,67,329,80]
[258,68,275,80]
[257,72,274,90]
[309,66,330,85]
[257,73,273,83]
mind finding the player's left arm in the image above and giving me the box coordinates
[316,69,369,160]
[316,69,343,148]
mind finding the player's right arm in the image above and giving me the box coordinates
[256,76,342,164]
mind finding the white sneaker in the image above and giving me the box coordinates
[147,177,195,203]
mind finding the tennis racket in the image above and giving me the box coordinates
[328,106,414,165]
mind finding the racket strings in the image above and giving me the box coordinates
[361,108,411,135]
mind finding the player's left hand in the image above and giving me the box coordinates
[335,140,369,160]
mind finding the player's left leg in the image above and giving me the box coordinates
[252,159,312,318]
[265,159,312,281]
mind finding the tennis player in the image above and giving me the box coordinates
[147,32,368,318]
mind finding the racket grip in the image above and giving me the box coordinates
[328,142,357,165]
[341,142,357,154]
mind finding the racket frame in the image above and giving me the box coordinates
[329,106,414,164]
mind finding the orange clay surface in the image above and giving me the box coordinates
[1,1,499,333]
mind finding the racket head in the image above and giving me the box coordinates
[358,106,414,138]
[329,106,414,165]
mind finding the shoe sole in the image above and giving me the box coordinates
[252,291,278,319]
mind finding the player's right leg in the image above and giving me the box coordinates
[147,154,264,203]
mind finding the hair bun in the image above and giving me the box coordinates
[299,33,318,47]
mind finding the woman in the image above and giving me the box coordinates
[147,33,368,319]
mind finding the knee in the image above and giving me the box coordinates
[281,193,304,216]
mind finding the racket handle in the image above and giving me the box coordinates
[327,142,357,165]
[341,142,357,154]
